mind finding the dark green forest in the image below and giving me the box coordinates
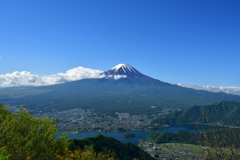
[152,101,240,126]
[69,135,154,160]
[147,130,197,144]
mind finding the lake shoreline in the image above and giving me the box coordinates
[57,124,202,145]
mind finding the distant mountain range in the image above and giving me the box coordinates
[0,64,240,114]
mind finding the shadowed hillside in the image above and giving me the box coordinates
[69,134,154,160]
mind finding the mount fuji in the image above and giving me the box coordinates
[101,63,149,79]
[0,64,240,114]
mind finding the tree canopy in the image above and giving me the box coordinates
[0,103,69,160]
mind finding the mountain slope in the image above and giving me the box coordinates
[0,64,240,114]
[152,101,240,125]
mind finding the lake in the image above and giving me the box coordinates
[57,124,203,145]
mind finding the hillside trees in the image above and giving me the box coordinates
[69,134,154,160]
[0,103,69,160]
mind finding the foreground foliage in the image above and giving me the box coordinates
[0,147,10,160]
[0,103,148,160]
[56,146,116,160]
[0,103,69,160]
[199,127,240,160]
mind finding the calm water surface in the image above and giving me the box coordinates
[57,124,201,145]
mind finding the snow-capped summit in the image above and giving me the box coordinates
[111,63,138,73]
[101,63,148,78]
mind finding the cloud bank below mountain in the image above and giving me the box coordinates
[0,67,104,88]
[175,83,240,96]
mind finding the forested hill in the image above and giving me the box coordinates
[152,101,240,125]
[147,129,240,148]
[69,134,154,160]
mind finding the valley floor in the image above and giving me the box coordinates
[138,141,206,160]
[33,108,155,132]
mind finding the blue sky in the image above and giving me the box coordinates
[0,0,239,87]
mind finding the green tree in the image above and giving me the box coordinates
[0,147,10,160]
[56,145,115,160]
[0,103,69,160]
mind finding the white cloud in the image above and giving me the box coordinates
[113,75,127,80]
[175,83,240,96]
[104,74,127,80]
[0,66,104,88]
[0,71,41,87]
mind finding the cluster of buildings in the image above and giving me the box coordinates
[34,108,152,133]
